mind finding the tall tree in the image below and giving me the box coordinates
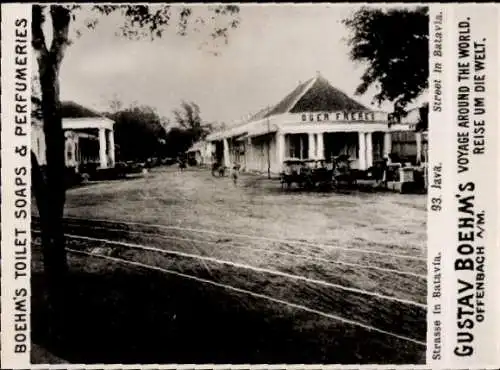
[343,6,428,116]
[164,127,196,157]
[31,4,240,302]
[172,100,212,143]
[108,104,169,161]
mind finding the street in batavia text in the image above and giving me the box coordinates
[430,11,443,362]
[430,11,443,215]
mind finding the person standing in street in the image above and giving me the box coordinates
[178,156,187,172]
[231,161,240,185]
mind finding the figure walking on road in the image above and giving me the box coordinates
[231,161,240,186]
[178,156,187,172]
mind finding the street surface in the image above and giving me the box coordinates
[32,166,427,364]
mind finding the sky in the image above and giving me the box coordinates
[57,4,421,125]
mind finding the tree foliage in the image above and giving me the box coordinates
[105,99,215,161]
[164,127,197,157]
[343,7,428,114]
[172,101,212,143]
[106,104,169,161]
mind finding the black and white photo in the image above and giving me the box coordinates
[4,3,496,368]
[28,3,429,365]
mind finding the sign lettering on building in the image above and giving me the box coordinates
[301,111,377,122]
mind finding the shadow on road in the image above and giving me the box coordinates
[31,258,424,365]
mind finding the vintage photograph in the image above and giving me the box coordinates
[30,4,429,365]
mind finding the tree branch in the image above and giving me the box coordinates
[49,5,71,68]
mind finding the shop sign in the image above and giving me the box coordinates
[301,111,377,122]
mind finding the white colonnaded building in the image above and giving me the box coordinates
[32,99,116,172]
[205,72,422,174]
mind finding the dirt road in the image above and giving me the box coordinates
[32,166,427,364]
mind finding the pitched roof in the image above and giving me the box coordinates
[208,73,373,140]
[265,78,315,117]
[186,141,205,152]
[290,75,369,113]
[249,74,369,123]
[60,101,103,118]
[247,105,274,122]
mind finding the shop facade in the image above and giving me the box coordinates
[207,73,420,174]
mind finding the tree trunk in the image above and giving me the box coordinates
[38,57,68,293]
[32,5,72,304]
[31,152,51,264]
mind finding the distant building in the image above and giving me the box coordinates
[206,73,419,174]
[391,104,428,164]
[32,100,116,172]
[185,141,212,165]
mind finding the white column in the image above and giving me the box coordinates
[286,135,292,159]
[366,132,373,168]
[247,138,253,171]
[308,133,315,159]
[98,128,108,169]
[107,129,115,167]
[276,132,285,171]
[383,132,392,160]
[416,132,422,164]
[314,134,318,158]
[223,138,230,167]
[358,132,367,170]
[317,133,324,159]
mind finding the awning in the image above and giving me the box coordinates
[244,123,278,138]
[234,132,249,142]
[185,141,206,153]
[207,116,279,141]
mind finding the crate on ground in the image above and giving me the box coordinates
[386,164,424,194]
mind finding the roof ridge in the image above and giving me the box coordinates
[323,79,369,110]
[262,76,317,119]
[290,75,370,113]
[284,75,318,114]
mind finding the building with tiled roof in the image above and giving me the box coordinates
[206,72,419,174]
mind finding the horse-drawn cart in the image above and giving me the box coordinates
[280,155,360,191]
[280,159,334,190]
[331,154,357,188]
[279,159,304,189]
